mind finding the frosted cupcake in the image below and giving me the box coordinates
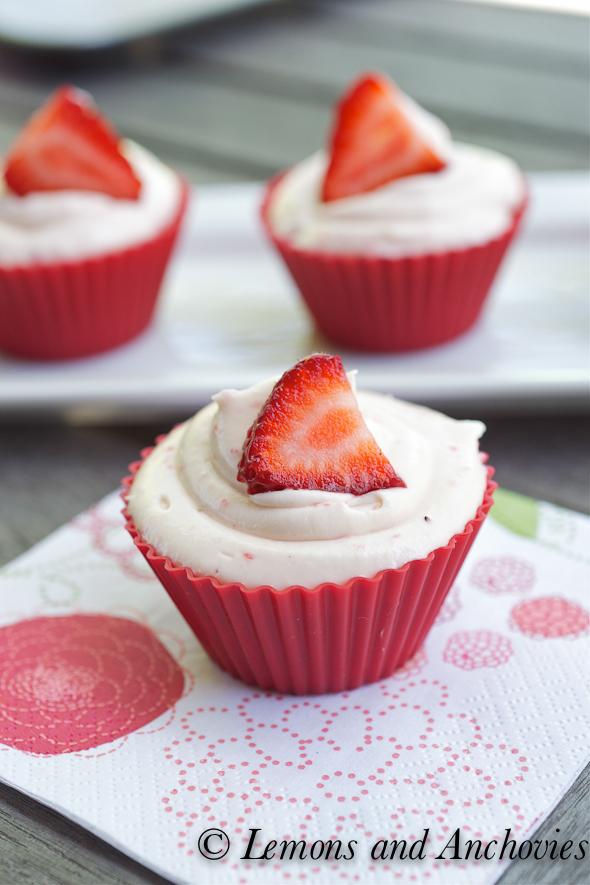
[0,85,187,360]
[123,354,496,694]
[262,72,526,352]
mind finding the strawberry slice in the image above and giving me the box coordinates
[3,85,141,199]
[237,354,406,496]
[322,72,446,202]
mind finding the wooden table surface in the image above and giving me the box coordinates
[0,2,588,883]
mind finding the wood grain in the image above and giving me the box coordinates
[0,1,588,882]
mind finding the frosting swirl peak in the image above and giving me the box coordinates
[127,378,488,590]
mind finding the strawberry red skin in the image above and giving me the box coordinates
[4,85,141,199]
[238,354,406,496]
[322,72,446,202]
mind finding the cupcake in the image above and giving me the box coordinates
[122,354,496,695]
[0,85,187,360]
[262,72,527,352]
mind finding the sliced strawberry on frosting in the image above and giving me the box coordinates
[322,72,446,202]
[237,354,406,496]
[3,85,141,199]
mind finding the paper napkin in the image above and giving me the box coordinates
[0,488,587,885]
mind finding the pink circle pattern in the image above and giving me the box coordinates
[434,585,462,625]
[391,647,427,680]
[511,597,589,639]
[0,615,185,755]
[156,680,531,873]
[443,631,513,670]
[470,556,535,595]
[74,505,153,581]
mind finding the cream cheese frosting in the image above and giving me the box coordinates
[127,377,488,590]
[0,140,182,266]
[267,92,525,257]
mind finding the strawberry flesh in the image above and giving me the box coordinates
[322,72,446,202]
[238,354,406,496]
[4,85,141,199]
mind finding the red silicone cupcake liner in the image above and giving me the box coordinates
[261,177,527,352]
[0,180,189,361]
[122,446,496,695]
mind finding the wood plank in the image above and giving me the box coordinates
[0,120,20,154]
[0,76,323,176]
[0,780,171,885]
[161,54,588,170]
[497,764,590,885]
[267,0,590,80]
[1,74,584,180]
[0,87,270,180]
[184,27,588,135]
[56,73,329,174]
[316,0,590,57]
[0,0,586,180]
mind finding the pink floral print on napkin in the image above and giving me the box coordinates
[0,614,185,755]
[470,556,536,594]
[443,630,513,670]
[510,597,589,639]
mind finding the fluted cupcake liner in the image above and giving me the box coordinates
[261,178,526,352]
[0,181,188,361]
[122,448,496,695]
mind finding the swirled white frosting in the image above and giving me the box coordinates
[127,377,488,590]
[267,95,525,256]
[0,140,182,266]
